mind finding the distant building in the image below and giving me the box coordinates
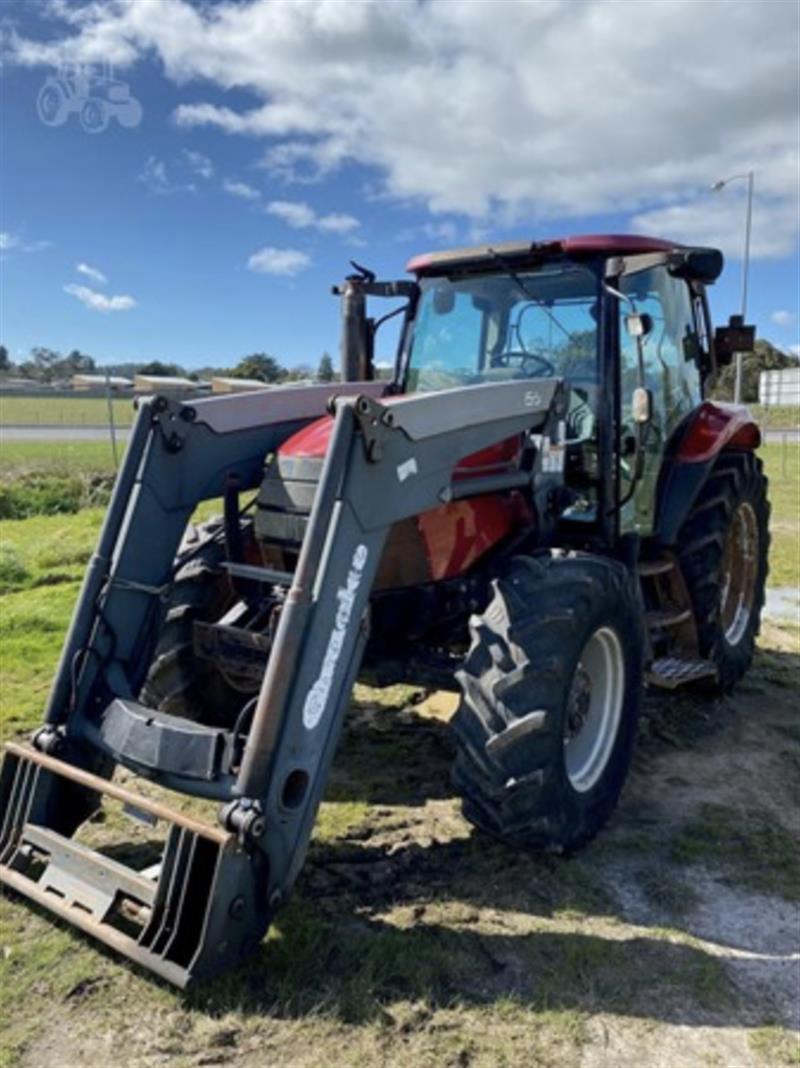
[759,368,800,407]
[72,373,133,391]
[211,376,273,394]
[134,374,204,394]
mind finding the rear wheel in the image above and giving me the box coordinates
[452,553,644,852]
[677,451,769,691]
[139,519,253,725]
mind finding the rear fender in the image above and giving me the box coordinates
[654,402,760,545]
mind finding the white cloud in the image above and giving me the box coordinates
[64,283,136,312]
[183,149,214,179]
[397,220,460,245]
[7,0,799,256]
[771,309,796,327]
[789,344,800,359]
[265,200,315,228]
[138,155,196,195]
[630,192,799,261]
[317,212,360,235]
[76,262,107,285]
[265,199,359,234]
[247,246,310,276]
[223,179,261,200]
[1,230,52,254]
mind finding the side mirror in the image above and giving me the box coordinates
[632,387,652,424]
[625,313,653,339]
[714,314,755,366]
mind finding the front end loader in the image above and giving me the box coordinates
[0,235,768,985]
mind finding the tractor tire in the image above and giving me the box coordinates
[80,97,109,134]
[139,519,253,726]
[676,450,769,692]
[452,553,644,853]
[37,81,69,126]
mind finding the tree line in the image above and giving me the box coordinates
[0,340,795,402]
[0,346,338,385]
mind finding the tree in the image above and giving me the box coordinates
[29,347,62,383]
[316,351,336,382]
[711,338,797,403]
[230,353,283,382]
[282,363,314,382]
[58,349,95,377]
[0,345,10,374]
[138,360,185,377]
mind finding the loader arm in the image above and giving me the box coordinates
[0,378,566,986]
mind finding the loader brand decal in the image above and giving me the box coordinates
[302,544,369,731]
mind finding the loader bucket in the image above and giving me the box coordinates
[0,742,268,987]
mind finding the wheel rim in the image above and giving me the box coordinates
[564,626,625,793]
[720,501,758,646]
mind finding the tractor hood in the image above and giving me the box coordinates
[278,403,520,473]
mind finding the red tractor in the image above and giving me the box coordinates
[0,234,767,986]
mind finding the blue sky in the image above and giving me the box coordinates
[2,0,798,372]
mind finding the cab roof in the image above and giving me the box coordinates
[406,234,683,275]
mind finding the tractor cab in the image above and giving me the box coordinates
[283,235,751,554]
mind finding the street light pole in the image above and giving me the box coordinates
[711,171,755,404]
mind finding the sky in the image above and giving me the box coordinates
[1,0,799,372]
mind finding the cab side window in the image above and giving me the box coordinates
[620,267,702,436]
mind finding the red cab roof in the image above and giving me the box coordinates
[406,233,681,274]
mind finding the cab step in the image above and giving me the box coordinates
[645,607,693,629]
[637,558,675,577]
[646,656,718,690]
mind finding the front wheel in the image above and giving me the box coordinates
[452,553,644,853]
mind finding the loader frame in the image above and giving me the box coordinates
[0,377,567,985]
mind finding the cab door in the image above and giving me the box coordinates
[615,259,705,535]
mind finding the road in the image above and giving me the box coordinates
[1,424,132,441]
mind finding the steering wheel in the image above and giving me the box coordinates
[493,350,556,377]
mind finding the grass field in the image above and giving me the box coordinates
[1,438,797,581]
[0,439,121,477]
[0,394,136,427]
[0,434,797,1066]
[0,508,798,1065]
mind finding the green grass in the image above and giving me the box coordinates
[0,442,121,519]
[749,1026,800,1066]
[0,440,121,477]
[0,394,135,426]
[0,465,796,1066]
[751,404,800,428]
[761,440,800,587]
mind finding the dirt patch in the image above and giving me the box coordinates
[3,625,799,1068]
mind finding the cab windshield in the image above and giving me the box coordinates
[404,264,600,398]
